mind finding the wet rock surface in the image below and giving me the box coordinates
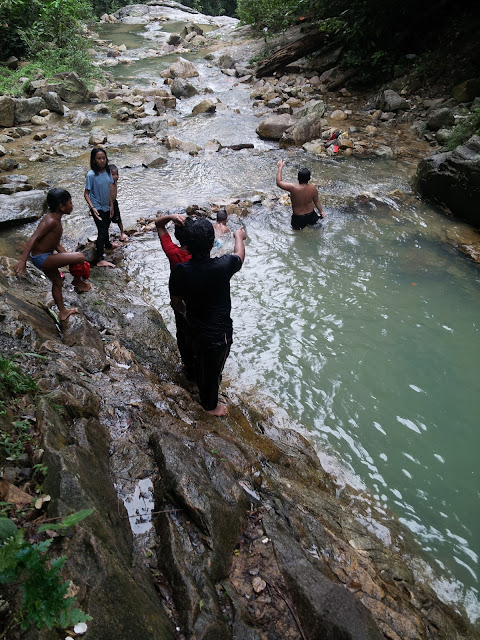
[0,261,478,640]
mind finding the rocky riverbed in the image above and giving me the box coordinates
[1,257,479,640]
[1,2,480,638]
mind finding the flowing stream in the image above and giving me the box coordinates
[2,17,479,623]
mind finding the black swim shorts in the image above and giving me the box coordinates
[291,210,320,230]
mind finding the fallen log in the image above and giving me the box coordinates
[255,29,324,77]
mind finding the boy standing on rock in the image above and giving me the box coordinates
[13,188,90,321]
[276,159,326,229]
[169,218,246,416]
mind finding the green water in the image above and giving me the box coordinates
[124,182,480,620]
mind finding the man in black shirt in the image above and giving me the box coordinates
[169,218,246,416]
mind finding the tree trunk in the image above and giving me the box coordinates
[255,30,324,77]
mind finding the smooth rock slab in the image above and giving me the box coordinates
[0,190,46,227]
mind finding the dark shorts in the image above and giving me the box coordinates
[111,199,122,225]
[291,210,320,230]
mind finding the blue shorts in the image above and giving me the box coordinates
[30,252,52,269]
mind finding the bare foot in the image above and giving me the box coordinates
[72,278,92,292]
[120,233,128,242]
[96,260,115,268]
[111,241,123,248]
[59,308,80,321]
[207,404,228,416]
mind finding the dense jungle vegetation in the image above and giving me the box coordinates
[0,0,479,140]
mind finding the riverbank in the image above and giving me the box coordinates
[1,257,479,640]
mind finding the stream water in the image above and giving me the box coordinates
[2,16,479,623]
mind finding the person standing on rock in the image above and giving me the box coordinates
[169,218,246,416]
[13,188,91,321]
[154,212,195,379]
[276,159,326,229]
[84,148,118,267]
[109,164,128,243]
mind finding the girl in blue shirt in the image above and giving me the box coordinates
[84,148,116,267]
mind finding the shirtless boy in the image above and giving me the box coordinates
[276,159,326,230]
[13,188,90,321]
[213,209,230,237]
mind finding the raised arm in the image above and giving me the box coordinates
[233,228,246,264]
[154,213,186,239]
[276,159,294,192]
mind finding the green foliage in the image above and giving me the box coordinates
[180,0,236,17]
[0,357,37,395]
[0,510,93,630]
[447,107,480,150]
[0,419,32,459]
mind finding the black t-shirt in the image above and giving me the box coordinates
[169,254,242,343]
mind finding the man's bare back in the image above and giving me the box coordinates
[276,160,325,221]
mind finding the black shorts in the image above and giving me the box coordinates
[291,210,320,230]
[111,199,122,225]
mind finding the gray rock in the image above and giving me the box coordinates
[0,190,45,227]
[256,114,296,140]
[379,89,408,112]
[0,145,5,157]
[35,71,89,103]
[134,116,167,137]
[426,107,455,131]
[415,134,480,226]
[164,135,202,155]
[0,157,19,171]
[170,78,199,99]
[436,128,455,145]
[168,57,199,79]
[374,145,395,158]
[216,53,235,69]
[42,91,64,115]
[0,96,15,128]
[14,97,47,124]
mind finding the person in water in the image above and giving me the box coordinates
[84,147,117,267]
[213,209,230,237]
[169,218,246,416]
[276,159,326,230]
[154,213,195,378]
[13,188,91,321]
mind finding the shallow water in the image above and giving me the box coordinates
[2,18,479,622]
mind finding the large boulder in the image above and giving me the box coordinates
[35,71,89,103]
[426,107,455,131]
[379,89,408,112]
[0,190,46,227]
[167,57,199,79]
[452,78,480,103]
[414,135,480,226]
[0,96,15,128]
[170,78,199,99]
[280,100,326,146]
[256,114,296,140]
[41,91,65,115]
[13,97,47,124]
